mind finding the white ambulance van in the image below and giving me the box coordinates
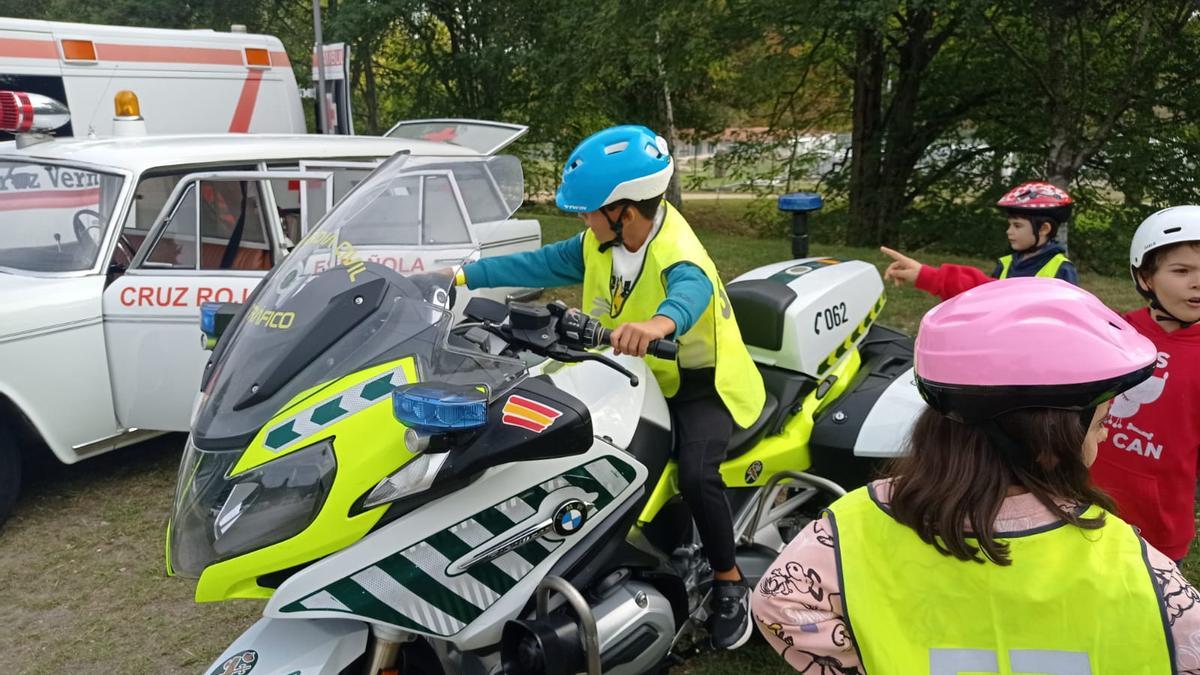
[0,17,304,137]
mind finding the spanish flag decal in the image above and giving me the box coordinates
[502,395,563,433]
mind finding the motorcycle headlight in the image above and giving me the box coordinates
[168,437,336,578]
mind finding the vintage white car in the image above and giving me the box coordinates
[0,105,540,522]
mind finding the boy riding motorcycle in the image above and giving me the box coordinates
[458,125,766,649]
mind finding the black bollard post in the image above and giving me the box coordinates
[777,192,824,259]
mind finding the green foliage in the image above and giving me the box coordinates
[17,0,1200,268]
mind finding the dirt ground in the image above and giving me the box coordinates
[0,435,260,673]
[0,435,788,674]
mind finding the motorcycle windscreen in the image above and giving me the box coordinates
[191,153,528,448]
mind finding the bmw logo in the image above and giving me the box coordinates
[552,499,590,536]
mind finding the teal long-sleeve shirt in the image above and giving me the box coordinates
[461,233,714,336]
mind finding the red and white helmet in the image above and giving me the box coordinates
[996,181,1074,225]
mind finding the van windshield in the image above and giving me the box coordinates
[0,160,124,273]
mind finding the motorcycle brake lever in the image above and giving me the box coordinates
[550,346,640,387]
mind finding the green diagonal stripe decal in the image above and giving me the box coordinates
[518,484,549,510]
[426,531,514,595]
[472,507,515,536]
[265,420,301,449]
[513,538,554,567]
[282,456,638,635]
[310,397,349,425]
[375,554,482,624]
[563,470,614,508]
[284,578,428,632]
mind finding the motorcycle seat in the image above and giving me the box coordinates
[726,391,779,458]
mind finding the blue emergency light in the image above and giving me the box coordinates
[200,302,222,337]
[392,384,488,432]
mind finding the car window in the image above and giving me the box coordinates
[423,175,471,245]
[142,180,273,271]
[145,185,198,269]
[445,162,509,223]
[122,165,255,256]
[340,174,470,246]
[197,181,272,271]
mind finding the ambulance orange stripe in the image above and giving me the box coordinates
[228,69,264,133]
[94,43,245,66]
[0,38,58,59]
[0,38,286,68]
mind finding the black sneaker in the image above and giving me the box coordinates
[710,579,753,650]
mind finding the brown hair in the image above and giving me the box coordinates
[604,195,664,221]
[885,407,1115,566]
[1138,241,1200,279]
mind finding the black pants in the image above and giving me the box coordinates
[670,368,736,572]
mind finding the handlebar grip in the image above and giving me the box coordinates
[593,326,679,361]
[646,338,679,361]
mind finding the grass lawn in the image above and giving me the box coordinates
[0,199,1176,674]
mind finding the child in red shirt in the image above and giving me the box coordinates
[1090,206,1200,561]
[880,181,1079,300]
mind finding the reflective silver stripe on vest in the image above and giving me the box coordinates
[930,648,1092,675]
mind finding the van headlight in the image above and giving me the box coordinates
[169,437,336,578]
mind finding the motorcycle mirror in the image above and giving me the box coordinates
[464,296,509,324]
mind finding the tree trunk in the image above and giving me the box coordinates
[654,29,683,209]
[848,27,885,247]
[874,9,934,247]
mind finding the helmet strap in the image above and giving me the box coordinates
[1134,269,1197,328]
[1078,405,1099,435]
[1151,300,1196,329]
[1013,218,1053,256]
[597,204,629,253]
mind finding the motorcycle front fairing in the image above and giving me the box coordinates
[260,437,649,650]
[168,153,534,599]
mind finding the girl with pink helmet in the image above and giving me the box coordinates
[752,278,1200,674]
[881,181,1079,300]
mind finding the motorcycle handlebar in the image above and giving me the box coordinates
[593,325,679,361]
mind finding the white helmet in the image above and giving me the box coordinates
[1130,205,1200,270]
[1130,205,1200,325]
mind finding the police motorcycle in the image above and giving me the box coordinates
[168,152,924,674]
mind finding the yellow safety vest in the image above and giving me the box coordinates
[827,486,1172,675]
[582,202,765,429]
[998,252,1070,279]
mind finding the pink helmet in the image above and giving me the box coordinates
[915,278,1155,422]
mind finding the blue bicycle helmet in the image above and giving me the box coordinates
[555,125,674,213]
